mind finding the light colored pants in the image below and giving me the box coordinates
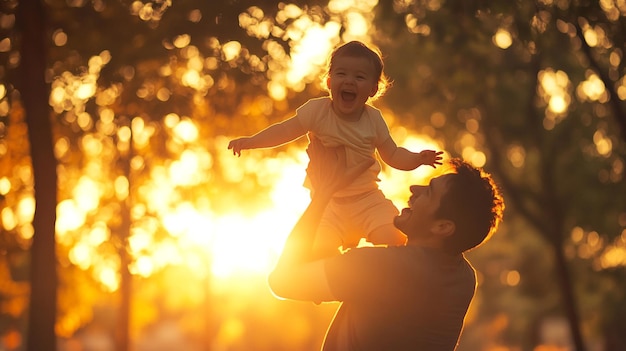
[318,189,399,249]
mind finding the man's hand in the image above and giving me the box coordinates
[306,137,374,197]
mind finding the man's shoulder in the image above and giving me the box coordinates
[336,246,416,266]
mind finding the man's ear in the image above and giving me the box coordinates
[431,219,455,238]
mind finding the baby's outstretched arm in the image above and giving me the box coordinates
[228,137,250,157]
[377,137,443,170]
[228,117,306,156]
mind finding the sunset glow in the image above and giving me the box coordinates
[52,109,445,295]
[4,2,623,349]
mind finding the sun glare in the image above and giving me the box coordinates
[208,155,309,279]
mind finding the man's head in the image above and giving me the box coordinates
[394,158,504,254]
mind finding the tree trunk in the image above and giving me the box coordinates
[552,241,586,351]
[17,1,59,351]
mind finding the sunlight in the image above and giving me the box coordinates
[538,69,571,129]
[599,244,626,269]
[86,222,109,246]
[0,207,15,231]
[0,100,8,117]
[582,25,599,47]
[577,72,607,102]
[0,177,9,195]
[548,95,567,114]
[0,38,10,53]
[15,196,34,226]
[53,29,68,47]
[128,226,153,253]
[329,0,379,13]
[73,176,102,213]
[501,270,520,286]
[593,129,612,156]
[56,199,87,235]
[95,263,119,291]
[49,51,110,116]
[244,0,378,100]
[616,79,626,100]
[344,12,369,38]
[148,239,184,270]
[285,22,341,91]
[101,141,309,284]
[222,41,242,61]
[507,145,526,168]
[173,34,191,49]
[181,69,201,89]
[207,158,309,279]
[75,81,96,100]
[172,118,199,142]
[215,317,246,346]
[168,150,205,186]
[133,255,154,277]
[131,0,172,23]
[69,242,91,270]
[210,213,282,278]
[493,28,512,49]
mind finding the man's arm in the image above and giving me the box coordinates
[267,191,336,301]
[268,139,374,302]
[228,117,306,156]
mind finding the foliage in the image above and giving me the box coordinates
[0,0,625,350]
[373,0,626,349]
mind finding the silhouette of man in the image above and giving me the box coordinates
[269,139,504,350]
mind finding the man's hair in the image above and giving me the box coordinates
[322,41,390,100]
[436,158,505,254]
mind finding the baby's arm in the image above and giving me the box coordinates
[228,117,306,156]
[377,137,443,170]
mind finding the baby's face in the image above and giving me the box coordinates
[327,55,379,121]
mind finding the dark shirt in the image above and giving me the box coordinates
[323,245,476,351]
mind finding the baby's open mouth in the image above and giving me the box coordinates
[341,91,356,101]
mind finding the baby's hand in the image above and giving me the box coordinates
[419,150,444,168]
[228,137,249,157]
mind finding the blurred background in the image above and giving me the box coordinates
[0,0,625,350]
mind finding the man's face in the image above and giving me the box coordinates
[394,174,451,238]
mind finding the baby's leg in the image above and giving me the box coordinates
[368,224,407,246]
[355,190,406,247]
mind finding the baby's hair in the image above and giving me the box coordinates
[322,41,391,101]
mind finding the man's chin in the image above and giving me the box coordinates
[399,208,412,216]
[395,207,414,229]
[393,212,408,229]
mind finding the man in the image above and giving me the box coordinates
[268,139,505,350]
